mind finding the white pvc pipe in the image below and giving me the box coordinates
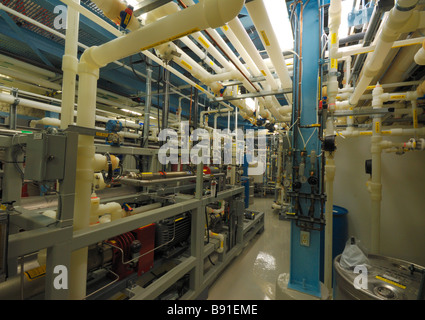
[0,66,61,91]
[82,0,244,69]
[0,92,141,130]
[221,24,261,77]
[93,153,120,172]
[245,0,292,91]
[68,0,244,300]
[0,53,56,78]
[227,17,279,90]
[349,0,419,106]
[414,40,425,65]
[60,0,80,129]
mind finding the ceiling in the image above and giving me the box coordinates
[0,0,288,130]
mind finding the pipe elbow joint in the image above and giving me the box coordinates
[395,0,418,11]
[80,47,104,71]
[203,0,245,29]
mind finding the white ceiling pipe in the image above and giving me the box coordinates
[177,1,235,71]
[179,36,223,74]
[60,0,235,119]
[221,24,262,78]
[149,3,259,122]
[0,53,56,79]
[227,17,279,91]
[65,0,236,107]
[191,31,235,71]
[1,2,150,104]
[205,28,252,83]
[82,0,245,69]
[0,66,61,91]
[349,0,420,107]
[71,0,244,299]
[0,92,141,129]
[202,27,274,121]
[141,1,223,74]
[60,0,225,100]
[1,61,138,110]
[245,0,292,91]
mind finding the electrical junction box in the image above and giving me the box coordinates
[300,230,310,247]
[24,132,67,182]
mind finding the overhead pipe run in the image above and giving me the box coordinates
[245,0,293,93]
[348,0,420,107]
[68,0,245,300]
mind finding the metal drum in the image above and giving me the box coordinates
[334,254,424,300]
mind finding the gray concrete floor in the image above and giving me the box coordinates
[207,196,291,300]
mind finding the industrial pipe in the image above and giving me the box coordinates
[245,0,292,92]
[70,0,244,298]
[349,0,419,107]
[60,0,80,129]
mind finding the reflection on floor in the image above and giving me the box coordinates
[207,196,291,300]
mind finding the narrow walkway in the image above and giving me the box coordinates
[207,196,291,300]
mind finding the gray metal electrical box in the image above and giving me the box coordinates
[24,132,67,181]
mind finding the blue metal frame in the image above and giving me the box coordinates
[287,0,323,298]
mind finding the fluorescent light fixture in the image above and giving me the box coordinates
[263,0,293,51]
[246,98,256,112]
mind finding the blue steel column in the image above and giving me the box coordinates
[287,0,323,298]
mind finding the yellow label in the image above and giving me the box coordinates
[366,85,375,90]
[209,61,214,66]
[198,36,210,48]
[389,94,406,100]
[260,70,267,77]
[331,59,338,69]
[376,275,406,289]
[359,131,372,136]
[141,28,199,51]
[25,265,46,281]
[181,60,192,70]
[331,33,337,45]
[381,130,391,134]
[222,25,228,31]
[286,212,296,215]
[413,109,418,128]
[175,217,183,222]
[375,121,380,133]
[392,41,421,49]
[142,172,152,175]
[96,132,109,138]
[195,84,205,92]
[353,49,374,56]
[260,30,270,46]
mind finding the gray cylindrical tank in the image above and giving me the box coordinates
[334,254,424,300]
